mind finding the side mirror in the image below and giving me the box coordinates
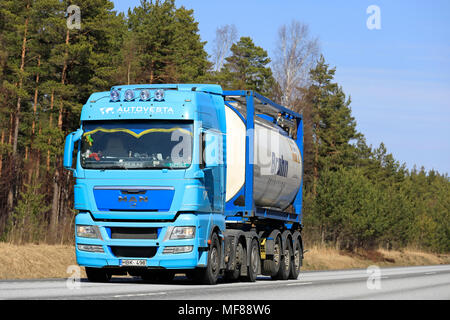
[63,129,83,172]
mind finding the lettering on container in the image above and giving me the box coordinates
[271,152,288,178]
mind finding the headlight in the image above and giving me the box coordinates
[168,226,196,240]
[76,225,102,239]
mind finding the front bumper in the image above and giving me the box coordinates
[75,212,206,270]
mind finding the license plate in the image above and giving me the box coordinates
[121,259,147,267]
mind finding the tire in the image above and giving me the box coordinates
[274,239,292,280]
[265,235,282,278]
[85,267,111,283]
[224,241,244,282]
[197,233,221,285]
[289,239,302,279]
[242,238,259,282]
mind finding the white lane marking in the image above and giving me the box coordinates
[425,272,437,275]
[113,292,167,298]
[287,282,313,286]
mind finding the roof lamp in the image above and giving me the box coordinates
[110,89,120,102]
[154,89,165,101]
[124,89,135,101]
[140,89,151,101]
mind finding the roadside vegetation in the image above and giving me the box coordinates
[0,0,448,255]
[1,243,449,280]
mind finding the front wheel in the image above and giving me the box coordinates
[197,233,221,285]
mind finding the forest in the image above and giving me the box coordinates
[0,0,448,252]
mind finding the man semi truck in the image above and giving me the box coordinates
[63,84,304,285]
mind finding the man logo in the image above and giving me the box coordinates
[118,196,148,207]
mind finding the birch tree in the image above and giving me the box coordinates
[272,20,319,110]
[211,24,237,72]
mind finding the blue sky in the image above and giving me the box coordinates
[112,0,450,174]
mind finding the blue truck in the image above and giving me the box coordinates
[63,84,304,284]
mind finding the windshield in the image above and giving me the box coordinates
[81,120,193,170]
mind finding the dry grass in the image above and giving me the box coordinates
[0,243,85,280]
[0,242,449,279]
[302,245,370,270]
[302,244,450,271]
[376,248,450,267]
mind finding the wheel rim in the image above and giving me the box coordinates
[284,248,290,273]
[251,244,259,274]
[210,247,219,273]
[273,242,280,266]
[294,243,300,270]
[236,244,243,267]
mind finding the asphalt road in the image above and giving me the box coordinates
[0,265,449,300]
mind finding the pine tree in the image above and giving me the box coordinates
[219,36,275,96]
[0,0,125,243]
[305,55,360,194]
[127,0,208,84]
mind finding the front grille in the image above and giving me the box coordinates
[110,246,157,258]
[109,227,158,240]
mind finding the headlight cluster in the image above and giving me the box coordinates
[164,226,196,240]
[76,225,102,239]
[110,88,165,102]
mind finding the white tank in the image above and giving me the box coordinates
[225,105,302,211]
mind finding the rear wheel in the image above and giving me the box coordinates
[289,239,302,279]
[224,241,244,282]
[264,235,282,278]
[242,238,259,282]
[85,267,111,283]
[274,239,292,280]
